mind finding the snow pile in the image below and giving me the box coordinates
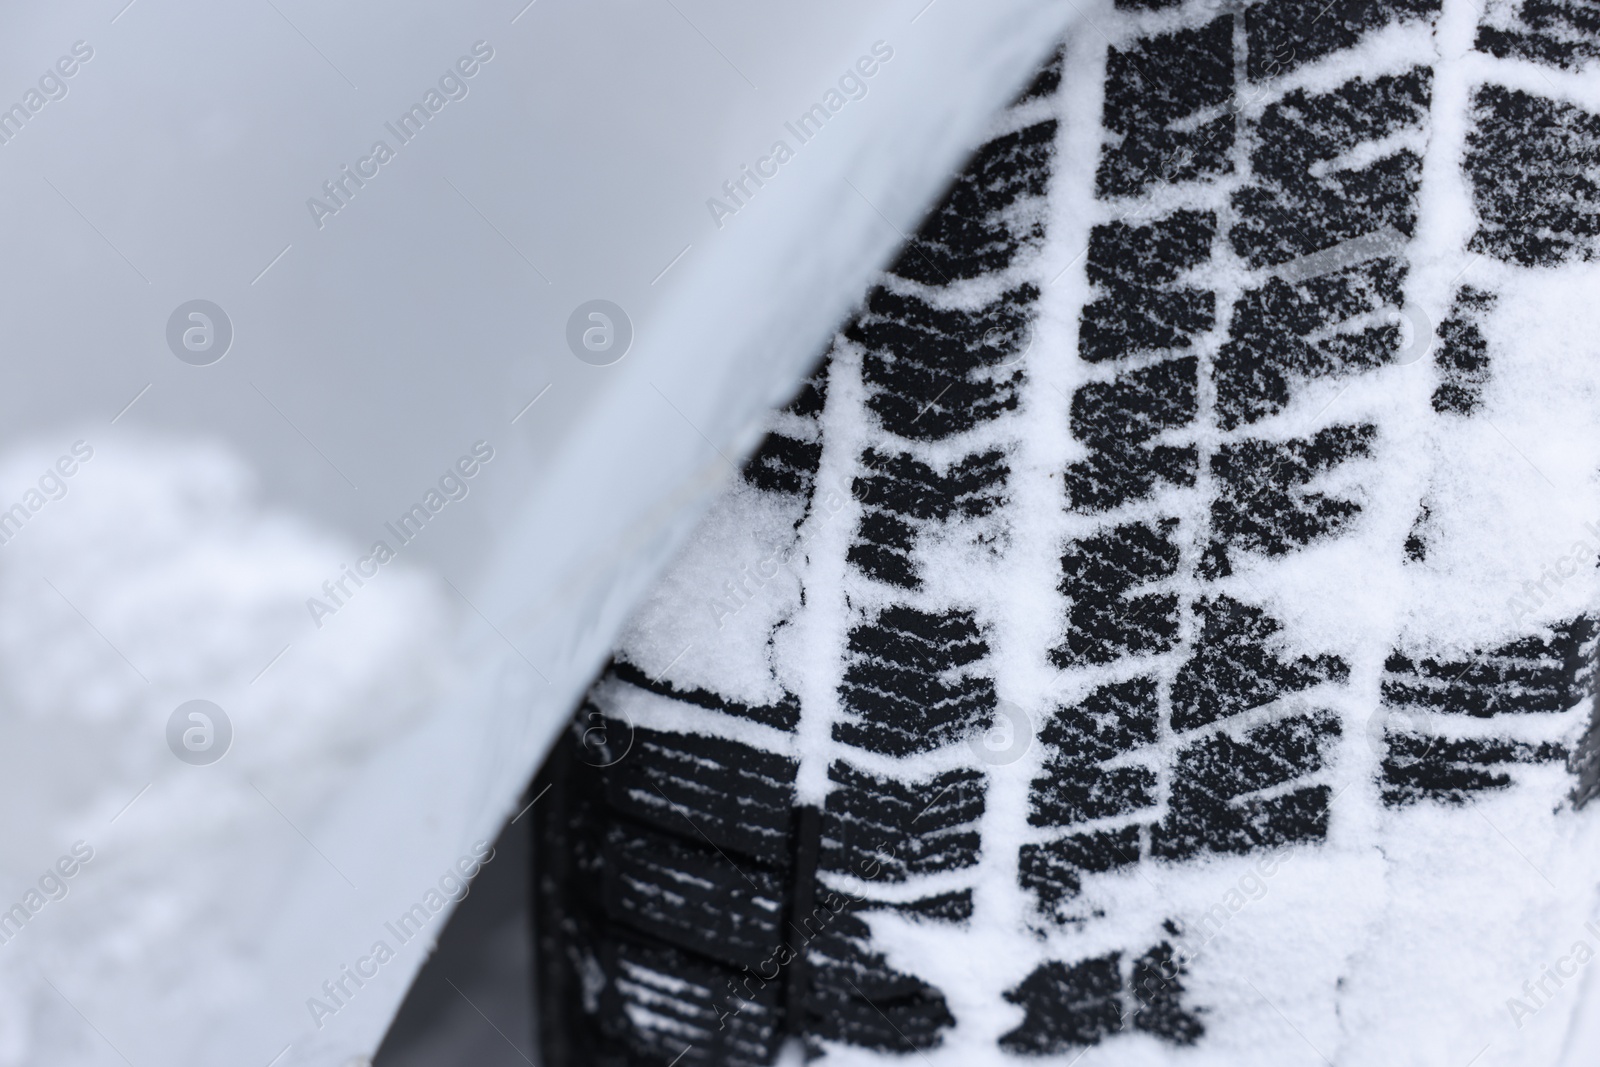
[0,436,452,1067]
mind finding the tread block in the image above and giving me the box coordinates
[1215,260,1406,428]
[1170,708,1340,799]
[1466,85,1600,266]
[743,363,827,500]
[537,726,795,1066]
[1087,210,1217,290]
[891,119,1057,285]
[1032,678,1163,829]
[853,449,1009,521]
[1231,70,1431,270]
[1404,504,1433,563]
[999,940,1203,1054]
[888,890,975,923]
[602,820,789,969]
[1378,619,1598,804]
[821,761,986,882]
[1382,616,1598,717]
[1172,596,1349,731]
[1080,287,1215,364]
[1066,442,1199,513]
[610,936,786,1067]
[1066,358,1200,509]
[1019,825,1143,922]
[1246,0,1440,81]
[1039,677,1162,762]
[1382,730,1566,804]
[1431,286,1497,415]
[607,660,802,732]
[1098,17,1236,198]
[1155,779,1334,860]
[1130,938,1206,1044]
[1205,424,1377,576]
[1072,357,1200,447]
[1154,710,1342,859]
[835,606,996,757]
[806,908,956,1053]
[1079,212,1217,364]
[1015,45,1064,103]
[1030,763,1157,828]
[1000,954,1124,1054]
[848,448,1009,588]
[848,285,1032,441]
[848,509,919,589]
[1476,0,1600,70]
[1054,520,1183,667]
[598,723,799,865]
[743,433,823,497]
